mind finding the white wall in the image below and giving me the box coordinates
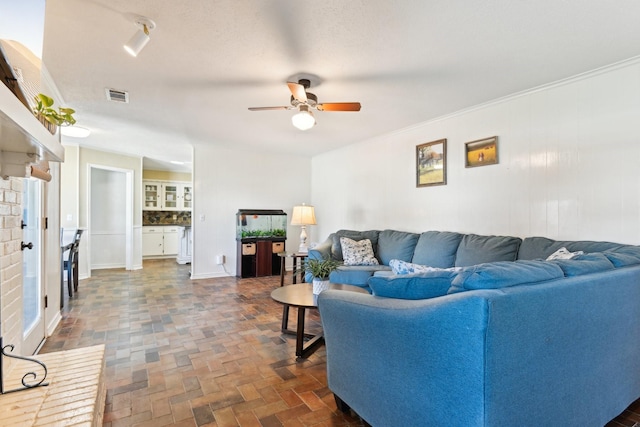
[312,59,640,245]
[191,145,312,279]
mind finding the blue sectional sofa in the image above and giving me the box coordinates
[313,230,640,426]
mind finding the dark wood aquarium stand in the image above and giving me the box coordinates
[236,209,287,278]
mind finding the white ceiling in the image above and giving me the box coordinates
[40,0,640,171]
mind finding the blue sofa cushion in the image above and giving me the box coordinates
[455,234,522,267]
[330,265,390,289]
[411,231,463,268]
[549,253,615,277]
[448,260,564,293]
[603,246,640,267]
[368,270,456,300]
[331,230,380,261]
[376,229,420,265]
[518,236,625,260]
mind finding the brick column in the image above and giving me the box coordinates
[0,177,24,369]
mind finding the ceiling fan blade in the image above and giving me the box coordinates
[287,82,308,103]
[248,106,290,111]
[317,102,361,112]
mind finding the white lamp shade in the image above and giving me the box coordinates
[291,205,317,226]
[124,29,150,57]
[291,110,315,131]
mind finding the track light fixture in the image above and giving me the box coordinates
[124,16,156,57]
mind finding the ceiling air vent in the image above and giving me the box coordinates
[105,88,129,103]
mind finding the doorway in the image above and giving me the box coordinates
[88,165,133,273]
[22,178,44,355]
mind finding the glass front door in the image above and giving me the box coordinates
[22,178,44,355]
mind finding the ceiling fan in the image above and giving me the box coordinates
[248,78,361,130]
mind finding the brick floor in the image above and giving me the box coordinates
[39,259,640,426]
[40,259,365,426]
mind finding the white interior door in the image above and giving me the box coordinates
[22,178,45,355]
[90,168,126,269]
[88,165,134,272]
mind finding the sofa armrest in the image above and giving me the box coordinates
[317,290,492,426]
[308,237,333,261]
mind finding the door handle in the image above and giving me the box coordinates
[21,241,34,251]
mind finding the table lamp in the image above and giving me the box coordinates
[291,204,316,253]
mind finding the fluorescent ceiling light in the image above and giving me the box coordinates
[61,126,91,138]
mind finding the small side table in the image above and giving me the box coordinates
[277,252,308,286]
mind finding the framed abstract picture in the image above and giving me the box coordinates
[416,139,447,187]
[465,136,498,168]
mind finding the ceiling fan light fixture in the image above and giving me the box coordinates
[124,16,156,57]
[292,106,316,131]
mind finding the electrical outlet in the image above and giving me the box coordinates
[216,255,225,265]
[172,214,177,220]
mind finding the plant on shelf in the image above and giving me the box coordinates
[32,93,76,133]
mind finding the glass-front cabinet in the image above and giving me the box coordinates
[143,180,192,211]
[144,182,161,210]
[182,186,193,209]
[163,184,178,209]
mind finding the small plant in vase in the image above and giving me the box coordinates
[305,258,340,295]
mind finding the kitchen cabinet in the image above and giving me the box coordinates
[162,182,192,210]
[143,182,161,210]
[143,180,193,211]
[142,226,179,257]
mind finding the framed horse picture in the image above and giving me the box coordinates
[465,136,498,167]
[416,139,447,187]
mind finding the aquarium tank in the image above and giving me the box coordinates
[236,209,287,240]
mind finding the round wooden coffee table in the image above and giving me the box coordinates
[271,283,368,360]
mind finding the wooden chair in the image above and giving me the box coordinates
[63,229,83,297]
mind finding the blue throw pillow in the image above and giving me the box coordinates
[455,234,522,267]
[368,270,456,300]
[377,230,420,265]
[550,253,615,276]
[448,260,564,293]
[411,231,462,268]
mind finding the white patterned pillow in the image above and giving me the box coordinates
[546,247,584,261]
[389,259,461,275]
[340,237,379,266]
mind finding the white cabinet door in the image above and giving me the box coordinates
[163,227,179,255]
[142,227,164,256]
[180,184,193,211]
[143,181,162,210]
[143,180,192,211]
[163,183,192,211]
[162,183,179,210]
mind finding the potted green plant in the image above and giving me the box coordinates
[305,258,340,294]
[32,93,76,134]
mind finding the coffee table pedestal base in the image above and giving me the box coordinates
[281,305,324,360]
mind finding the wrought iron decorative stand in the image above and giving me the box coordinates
[0,336,49,394]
